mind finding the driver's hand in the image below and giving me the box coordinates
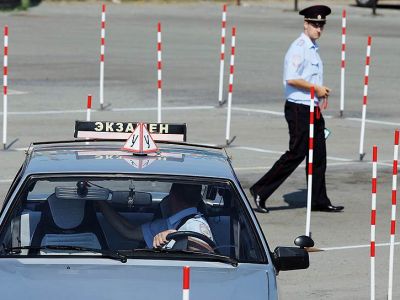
[153,229,177,248]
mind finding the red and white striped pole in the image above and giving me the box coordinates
[225,27,236,145]
[2,25,8,150]
[370,145,378,300]
[305,86,315,237]
[339,9,347,118]
[388,129,399,300]
[182,266,190,300]
[157,22,162,123]
[218,4,227,106]
[86,94,92,121]
[99,4,106,110]
[359,36,372,161]
[85,94,92,145]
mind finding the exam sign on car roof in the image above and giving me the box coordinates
[75,121,187,141]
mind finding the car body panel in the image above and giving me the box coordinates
[24,145,236,180]
[0,258,277,300]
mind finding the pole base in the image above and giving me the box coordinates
[359,153,366,161]
[3,138,18,151]
[226,136,236,146]
[100,103,111,110]
[340,110,343,118]
[218,99,227,107]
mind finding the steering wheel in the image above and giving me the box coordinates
[166,231,217,251]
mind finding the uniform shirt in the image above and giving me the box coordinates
[141,207,214,248]
[283,32,323,106]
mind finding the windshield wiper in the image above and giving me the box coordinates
[2,245,127,263]
[131,248,238,267]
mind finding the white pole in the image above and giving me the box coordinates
[218,4,227,106]
[388,130,399,300]
[370,145,377,300]
[340,9,346,117]
[3,25,8,150]
[225,27,236,145]
[359,36,372,161]
[99,4,106,110]
[360,104,367,159]
[157,22,162,123]
[305,86,315,237]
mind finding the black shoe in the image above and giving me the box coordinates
[250,189,269,213]
[311,204,344,212]
[255,201,269,213]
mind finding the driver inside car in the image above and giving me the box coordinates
[96,183,214,251]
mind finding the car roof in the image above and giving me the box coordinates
[23,141,237,180]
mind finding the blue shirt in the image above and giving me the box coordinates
[283,33,323,106]
[141,207,199,248]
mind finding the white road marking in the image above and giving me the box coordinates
[377,162,395,167]
[235,161,359,171]
[0,106,215,116]
[233,106,400,127]
[321,242,400,252]
[8,89,28,95]
[232,107,284,116]
[232,146,353,162]
[112,105,215,112]
[346,117,400,127]
[7,109,86,115]
[0,179,12,183]
[230,146,395,171]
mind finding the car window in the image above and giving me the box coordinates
[1,165,24,213]
[0,175,265,263]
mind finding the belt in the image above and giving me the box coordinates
[286,99,325,120]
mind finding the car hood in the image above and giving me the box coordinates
[0,258,276,300]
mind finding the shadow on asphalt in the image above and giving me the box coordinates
[267,188,307,211]
[377,4,400,9]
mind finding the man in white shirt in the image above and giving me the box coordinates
[97,183,214,251]
[250,5,344,213]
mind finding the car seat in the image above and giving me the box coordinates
[30,194,108,252]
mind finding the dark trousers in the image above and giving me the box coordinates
[250,100,331,207]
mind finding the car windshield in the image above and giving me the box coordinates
[0,176,265,263]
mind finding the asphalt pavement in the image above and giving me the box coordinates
[0,1,400,298]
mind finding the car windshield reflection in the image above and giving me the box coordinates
[0,176,264,263]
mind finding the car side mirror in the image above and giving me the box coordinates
[273,247,309,271]
[273,235,314,272]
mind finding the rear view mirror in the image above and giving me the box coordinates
[111,191,152,207]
